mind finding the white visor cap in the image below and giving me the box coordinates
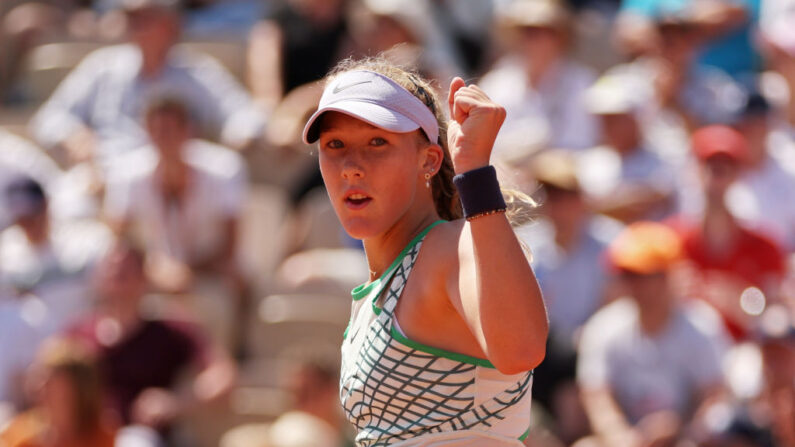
[302,70,439,145]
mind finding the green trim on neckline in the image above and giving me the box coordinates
[350,220,445,301]
[518,426,531,441]
[389,325,495,368]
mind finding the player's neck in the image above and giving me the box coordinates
[363,211,439,282]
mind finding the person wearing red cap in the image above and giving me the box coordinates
[674,125,786,341]
[576,222,727,447]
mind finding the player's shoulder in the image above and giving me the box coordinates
[410,219,462,273]
[422,218,464,250]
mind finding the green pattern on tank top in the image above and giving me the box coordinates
[340,222,533,446]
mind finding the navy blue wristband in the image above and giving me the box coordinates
[453,165,507,220]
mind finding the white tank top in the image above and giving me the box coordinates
[340,221,534,446]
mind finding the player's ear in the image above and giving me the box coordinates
[420,142,443,176]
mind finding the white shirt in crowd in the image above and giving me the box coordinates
[0,220,114,336]
[727,154,795,252]
[577,145,680,219]
[577,299,726,424]
[30,44,265,170]
[516,217,617,344]
[104,140,246,263]
[603,59,746,165]
[479,56,599,156]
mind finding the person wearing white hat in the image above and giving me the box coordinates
[479,0,599,155]
[301,58,548,446]
[577,74,678,223]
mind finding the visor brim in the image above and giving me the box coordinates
[302,100,423,144]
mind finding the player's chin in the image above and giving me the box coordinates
[341,219,378,241]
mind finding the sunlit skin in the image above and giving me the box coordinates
[317,112,441,243]
[700,154,741,205]
[315,77,548,374]
[621,272,673,335]
[600,113,641,155]
[516,26,566,86]
[145,108,192,201]
[541,187,588,251]
[733,115,769,168]
[93,248,147,332]
[16,205,49,247]
[657,24,700,68]
[127,7,179,78]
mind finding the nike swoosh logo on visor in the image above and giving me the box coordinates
[333,80,372,94]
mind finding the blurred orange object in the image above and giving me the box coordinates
[607,221,682,275]
[0,410,115,447]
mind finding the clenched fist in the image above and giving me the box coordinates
[446,77,506,173]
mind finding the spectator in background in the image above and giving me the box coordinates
[516,150,614,444]
[348,0,467,83]
[674,126,785,341]
[267,355,345,447]
[577,222,727,447]
[0,177,113,337]
[247,0,352,111]
[224,350,349,447]
[68,243,236,444]
[0,131,62,229]
[757,308,795,446]
[480,0,598,157]
[180,0,267,39]
[29,0,265,178]
[520,150,614,347]
[579,74,678,223]
[427,0,495,76]
[610,4,746,164]
[0,1,64,104]
[759,0,795,133]
[620,0,760,79]
[0,338,117,447]
[104,95,249,355]
[727,93,795,252]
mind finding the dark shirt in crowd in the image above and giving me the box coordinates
[69,318,208,425]
[272,5,349,94]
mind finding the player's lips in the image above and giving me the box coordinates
[343,190,372,210]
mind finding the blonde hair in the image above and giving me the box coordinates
[326,57,536,226]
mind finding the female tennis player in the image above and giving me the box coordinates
[302,58,549,446]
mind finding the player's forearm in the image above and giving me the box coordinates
[462,213,548,374]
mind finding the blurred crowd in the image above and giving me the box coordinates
[0,0,793,445]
